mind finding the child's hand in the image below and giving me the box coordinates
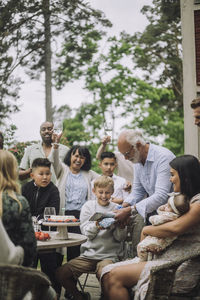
[123,181,132,193]
[111,197,123,204]
[96,220,104,230]
[159,205,165,211]
[101,136,111,146]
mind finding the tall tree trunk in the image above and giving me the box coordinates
[43,0,53,122]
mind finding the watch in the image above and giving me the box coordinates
[131,205,137,215]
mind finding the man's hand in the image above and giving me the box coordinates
[114,206,131,224]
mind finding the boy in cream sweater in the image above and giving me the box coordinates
[56,176,127,300]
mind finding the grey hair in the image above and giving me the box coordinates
[123,129,146,147]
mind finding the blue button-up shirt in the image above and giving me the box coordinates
[125,144,175,219]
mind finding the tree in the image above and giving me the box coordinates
[58,26,183,156]
[80,35,137,146]
[121,79,184,154]
[53,0,184,155]
[0,0,112,121]
[119,0,183,154]
[125,0,182,107]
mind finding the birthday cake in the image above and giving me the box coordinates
[46,215,79,223]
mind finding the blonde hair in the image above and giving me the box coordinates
[93,175,114,192]
[0,150,22,217]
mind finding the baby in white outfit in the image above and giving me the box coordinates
[137,193,189,261]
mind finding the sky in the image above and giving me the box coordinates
[11,0,151,142]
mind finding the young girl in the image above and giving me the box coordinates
[0,150,36,266]
[101,155,200,300]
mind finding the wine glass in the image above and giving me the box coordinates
[44,207,56,231]
[53,122,63,135]
[104,121,113,139]
[44,207,56,221]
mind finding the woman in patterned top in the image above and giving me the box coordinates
[0,150,36,266]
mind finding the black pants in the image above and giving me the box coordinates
[65,210,81,261]
[33,252,61,295]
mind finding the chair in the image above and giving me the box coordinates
[0,263,51,300]
[77,271,96,292]
[138,249,200,300]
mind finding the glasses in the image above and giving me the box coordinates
[122,145,133,158]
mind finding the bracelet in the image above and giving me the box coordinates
[51,143,59,146]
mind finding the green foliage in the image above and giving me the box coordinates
[2,124,39,164]
[130,0,182,105]
[118,0,183,155]
[121,79,184,155]
[57,1,184,157]
[62,117,90,147]
[0,0,112,121]
[61,110,101,173]
[1,0,184,158]
[8,141,38,164]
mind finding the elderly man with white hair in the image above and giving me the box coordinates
[115,129,175,257]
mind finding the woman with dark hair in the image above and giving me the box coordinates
[169,155,200,198]
[101,155,200,300]
[52,137,99,261]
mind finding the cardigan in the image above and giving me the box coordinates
[51,147,99,214]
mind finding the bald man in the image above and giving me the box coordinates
[19,121,69,183]
[114,129,175,257]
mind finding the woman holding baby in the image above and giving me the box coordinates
[101,154,200,300]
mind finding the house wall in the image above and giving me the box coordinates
[180,0,200,157]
